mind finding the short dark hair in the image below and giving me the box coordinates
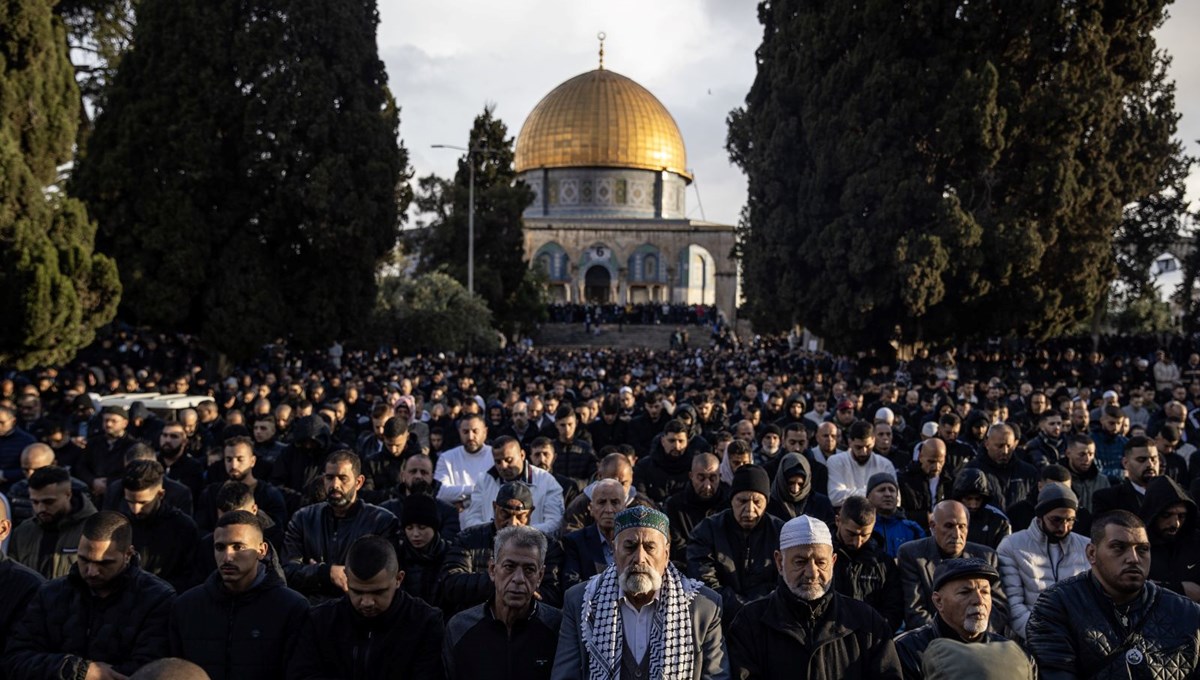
[325,449,361,476]
[82,511,133,552]
[783,422,807,436]
[1090,510,1145,545]
[492,435,519,455]
[840,496,877,526]
[224,435,255,452]
[1123,435,1154,457]
[664,419,689,436]
[216,509,263,537]
[216,481,255,512]
[29,465,71,490]
[124,443,157,464]
[530,436,553,450]
[123,459,165,492]
[726,439,752,457]
[939,413,961,427]
[554,404,576,420]
[1067,433,1093,449]
[345,534,399,580]
[1103,404,1124,419]
[847,420,874,441]
[383,416,408,438]
[1041,464,1071,483]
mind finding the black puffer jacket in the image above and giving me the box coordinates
[399,534,448,606]
[168,565,309,680]
[766,452,835,523]
[952,468,1012,549]
[128,502,201,593]
[687,508,785,626]
[727,585,903,680]
[288,589,445,680]
[4,558,175,680]
[269,416,332,513]
[283,500,398,599]
[963,452,1039,511]
[1027,573,1200,679]
[0,554,44,643]
[438,522,563,616]
[833,533,904,632]
[633,444,693,505]
[662,482,731,566]
[1140,476,1200,598]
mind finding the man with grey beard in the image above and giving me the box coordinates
[727,515,902,679]
[552,506,727,680]
[894,558,1033,680]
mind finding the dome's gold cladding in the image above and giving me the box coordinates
[514,69,691,181]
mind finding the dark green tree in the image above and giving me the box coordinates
[0,0,121,369]
[74,0,407,359]
[415,105,540,336]
[376,272,498,354]
[729,0,1190,350]
[56,0,137,139]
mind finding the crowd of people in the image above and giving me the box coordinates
[2,328,1200,679]
[545,302,719,327]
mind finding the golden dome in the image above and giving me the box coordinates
[515,68,691,181]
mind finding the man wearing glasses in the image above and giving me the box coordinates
[996,483,1091,642]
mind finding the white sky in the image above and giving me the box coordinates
[378,0,1200,228]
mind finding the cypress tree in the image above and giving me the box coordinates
[75,0,406,359]
[0,0,120,369]
[729,0,1190,349]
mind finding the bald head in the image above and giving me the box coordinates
[931,500,969,556]
[691,452,719,473]
[131,658,210,680]
[21,443,55,477]
[917,438,947,478]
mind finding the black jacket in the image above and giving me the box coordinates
[897,537,1009,634]
[896,465,949,526]
[952,468,1013,549]
[4,558,175,680]
[380,485,461,542]
[629,411,670,457]
[588,418,630,453]
[126,501,201,593]
[962,452,1039,511]
[194,479,288,533]
[765,452,834,523]
[560,524,609,591]
[894,616,1019,680]
[168,565,309,680]
[663,482,731,566]
[551,438,597,489]
[103,476,194,517]
[1092,479,1147,517]
[361,439,425,502]
[727,585,903,680]
[1140,476,1200,598]
[288,589,445,680]
[1027,573,1200,679]
[0,554,44,645]
[833,534,904,632]
[283,500,398,599]
[399,534,448,606]
[194,511,286,584]
[74,434,136,487]
[633,445,693,506]
[687,509,785,626]
[269,416,332,513]
[1023,432,1066,468]
[439,522,563,616]
[443,601,561,680]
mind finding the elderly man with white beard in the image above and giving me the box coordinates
[727,515,902,680]
[894,558,1034,680]
[551,506,728,680]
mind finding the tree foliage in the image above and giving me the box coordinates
[56,0,137,138]
[376,272,498,354]
[414,105,539,336]
[0,0,121,369]
[729,0,1190,350]
[74,0,408,359]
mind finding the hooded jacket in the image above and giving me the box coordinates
[270,415,332,513]
[399,533,448,606]
[633,440,694,505]
[9,490,98,579]
[962,451,1039,512]
[996,513,1092,640]
[952,468,1012,549]
[127,500,201,593]
[765,452,834,523]
[1067,458,1110,513]
[4,556,175,680]
[168,562,309,680]
[833,533,905,632]
[1139,476,1200,598]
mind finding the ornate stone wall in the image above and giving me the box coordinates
[521,168,688,220]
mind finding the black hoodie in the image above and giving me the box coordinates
[270,415,332,513]
[1139,476,1200,597]
[766,452,834,523]
[951,468,1011,549]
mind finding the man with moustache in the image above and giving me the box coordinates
[283,451,398,601]
[1028,511,1200,678]
[155,420,205,501]
[10,465,97,578]
[552,506,727,680]
[663,453,730,566]
[380,452,460,541]
[1093,435,1160,516]
[1139,476,1200,602]
[727,515,902,679]
[195,436,287,532]
[168,511,308,680]
[894,558,1033,680]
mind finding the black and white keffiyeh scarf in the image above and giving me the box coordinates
[580,562,701,680]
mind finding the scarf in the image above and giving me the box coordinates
[581,562,700,680]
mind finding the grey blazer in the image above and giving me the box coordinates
[551,579,730,680]
[897,537,1009,633]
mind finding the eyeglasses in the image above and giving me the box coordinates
[1044,516,1076,527]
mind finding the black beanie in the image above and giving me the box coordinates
[402,494,442,531]
[731,464,771,498]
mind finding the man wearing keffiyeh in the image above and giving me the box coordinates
[551,506,729,680]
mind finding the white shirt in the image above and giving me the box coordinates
[826,451,896,507]
[462,464,565,536]
[434,444,494,505]
[620,594,659,662]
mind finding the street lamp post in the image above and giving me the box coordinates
[431,143,487,297]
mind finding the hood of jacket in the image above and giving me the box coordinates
[288,415,331,450]
[952,467,991,500]
[1139,475,1196,541]
[771,452,811,504]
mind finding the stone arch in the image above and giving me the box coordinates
[532,242,569,281]
[678,244,716,306]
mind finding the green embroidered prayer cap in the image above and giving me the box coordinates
[614,506,670,539]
